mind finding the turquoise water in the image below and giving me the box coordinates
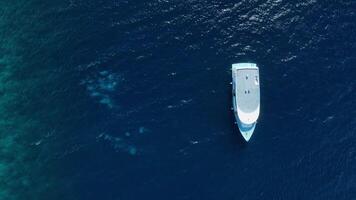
[0,1,90,198]
[1,0,356,199]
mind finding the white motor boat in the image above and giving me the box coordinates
[232,63,260,141]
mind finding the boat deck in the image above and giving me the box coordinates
[232,68,260,113]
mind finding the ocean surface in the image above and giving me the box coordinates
[0,0,355,199]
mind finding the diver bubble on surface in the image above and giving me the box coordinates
[168,72,177,76]
[89,91,100,97]
[99,96,114,108]
[128,146,137,155]
[81,70,121,109]
[190,140,199,145]
[180,99,192,104]
[34,140,42,146]
[99,70,109,76]
[138,127,146,134]
[96,133,138,156]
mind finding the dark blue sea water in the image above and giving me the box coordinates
[1,0,356,199]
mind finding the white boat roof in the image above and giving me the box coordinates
[232,63,258,70]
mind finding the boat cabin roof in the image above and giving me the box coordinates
[232,68,260,113]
